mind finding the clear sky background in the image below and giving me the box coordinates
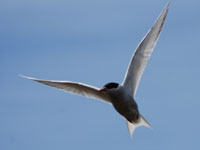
[1,0,200,149]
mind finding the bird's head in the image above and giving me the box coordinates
[99,82,119,93]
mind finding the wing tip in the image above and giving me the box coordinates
[155,0,170,27]
[163,0,170,16]
[19,74,37,81]
[155,0,170,24]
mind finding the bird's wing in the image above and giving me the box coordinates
[122,1,169,97]
[21,75,111,104]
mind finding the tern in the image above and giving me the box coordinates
[21,1,169,137]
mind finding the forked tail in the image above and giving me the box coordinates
[126,114,151,137]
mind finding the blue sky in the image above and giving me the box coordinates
[1,0,200,149]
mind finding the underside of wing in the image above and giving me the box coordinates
[122,1,170,97]
[21,75,111,104]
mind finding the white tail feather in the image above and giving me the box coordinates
[126,115,151,137]
[140,115,152,128]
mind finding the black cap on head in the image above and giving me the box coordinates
[104,82,119,89]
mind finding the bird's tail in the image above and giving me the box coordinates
[126,114,151,137]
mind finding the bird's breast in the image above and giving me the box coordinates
[110,95,139,122]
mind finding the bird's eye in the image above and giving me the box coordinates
[104,82,119,89]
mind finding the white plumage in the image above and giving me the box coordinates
[21,1,169,137]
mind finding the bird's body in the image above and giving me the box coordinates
[113,96,139,123]
[105,85,139,123]
[21,1,170,137]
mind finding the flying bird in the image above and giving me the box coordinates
[21,1,169,137]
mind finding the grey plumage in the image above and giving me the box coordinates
[21,1,169,137]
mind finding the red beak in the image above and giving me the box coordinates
[99,88,106,92]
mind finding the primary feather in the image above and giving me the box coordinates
[20,75,111,104]
[122,1,169,97]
